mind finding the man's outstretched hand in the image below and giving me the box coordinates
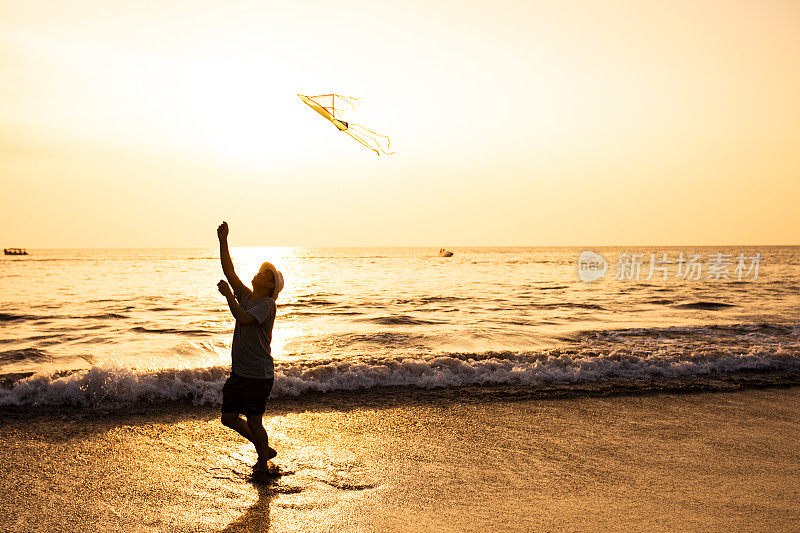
[217,279,233,299]
[217,221,229,241]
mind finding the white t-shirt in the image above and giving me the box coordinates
[231,285,276,379]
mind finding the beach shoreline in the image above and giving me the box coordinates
[2,385,799,532]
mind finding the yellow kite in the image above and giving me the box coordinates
[298,93,394,156]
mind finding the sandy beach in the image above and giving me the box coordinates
[2,385,798,532]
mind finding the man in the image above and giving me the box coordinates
[216,221,283,477]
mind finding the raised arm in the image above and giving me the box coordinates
[217,221,247,294]
[217,280,257,325]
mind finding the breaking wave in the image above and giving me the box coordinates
[2,323,799,408]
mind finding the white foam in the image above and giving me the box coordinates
[2,340,799,407]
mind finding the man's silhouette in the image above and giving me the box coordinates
[216,221,284,478]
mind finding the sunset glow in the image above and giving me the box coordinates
[2,0,799,247]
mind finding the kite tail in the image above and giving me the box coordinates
[334,95,360,111]
[346,124,395,156]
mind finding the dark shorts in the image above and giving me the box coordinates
[221,373,274,416]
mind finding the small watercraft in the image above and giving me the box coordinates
[4,248,28,256]
[438,248,453,257]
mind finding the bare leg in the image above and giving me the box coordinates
[222,412,277,469]
[246,414,276,466]
[221,412,255,442]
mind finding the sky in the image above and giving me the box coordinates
[1,0,798,247]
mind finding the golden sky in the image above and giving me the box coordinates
[1,0,798,247]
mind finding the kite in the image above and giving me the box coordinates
[298,93,394,156]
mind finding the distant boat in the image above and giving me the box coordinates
[4,248,28,256]
[438,248,453,257]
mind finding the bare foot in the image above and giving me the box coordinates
[251,466,274,483]
[252,448,277,471]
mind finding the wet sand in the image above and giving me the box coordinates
[1,386,799,532]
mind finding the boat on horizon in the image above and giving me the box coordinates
[439,248,453,257]
[4,248,28,256]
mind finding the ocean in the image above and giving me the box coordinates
[2,246,800,406]
[2,246,800,532]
